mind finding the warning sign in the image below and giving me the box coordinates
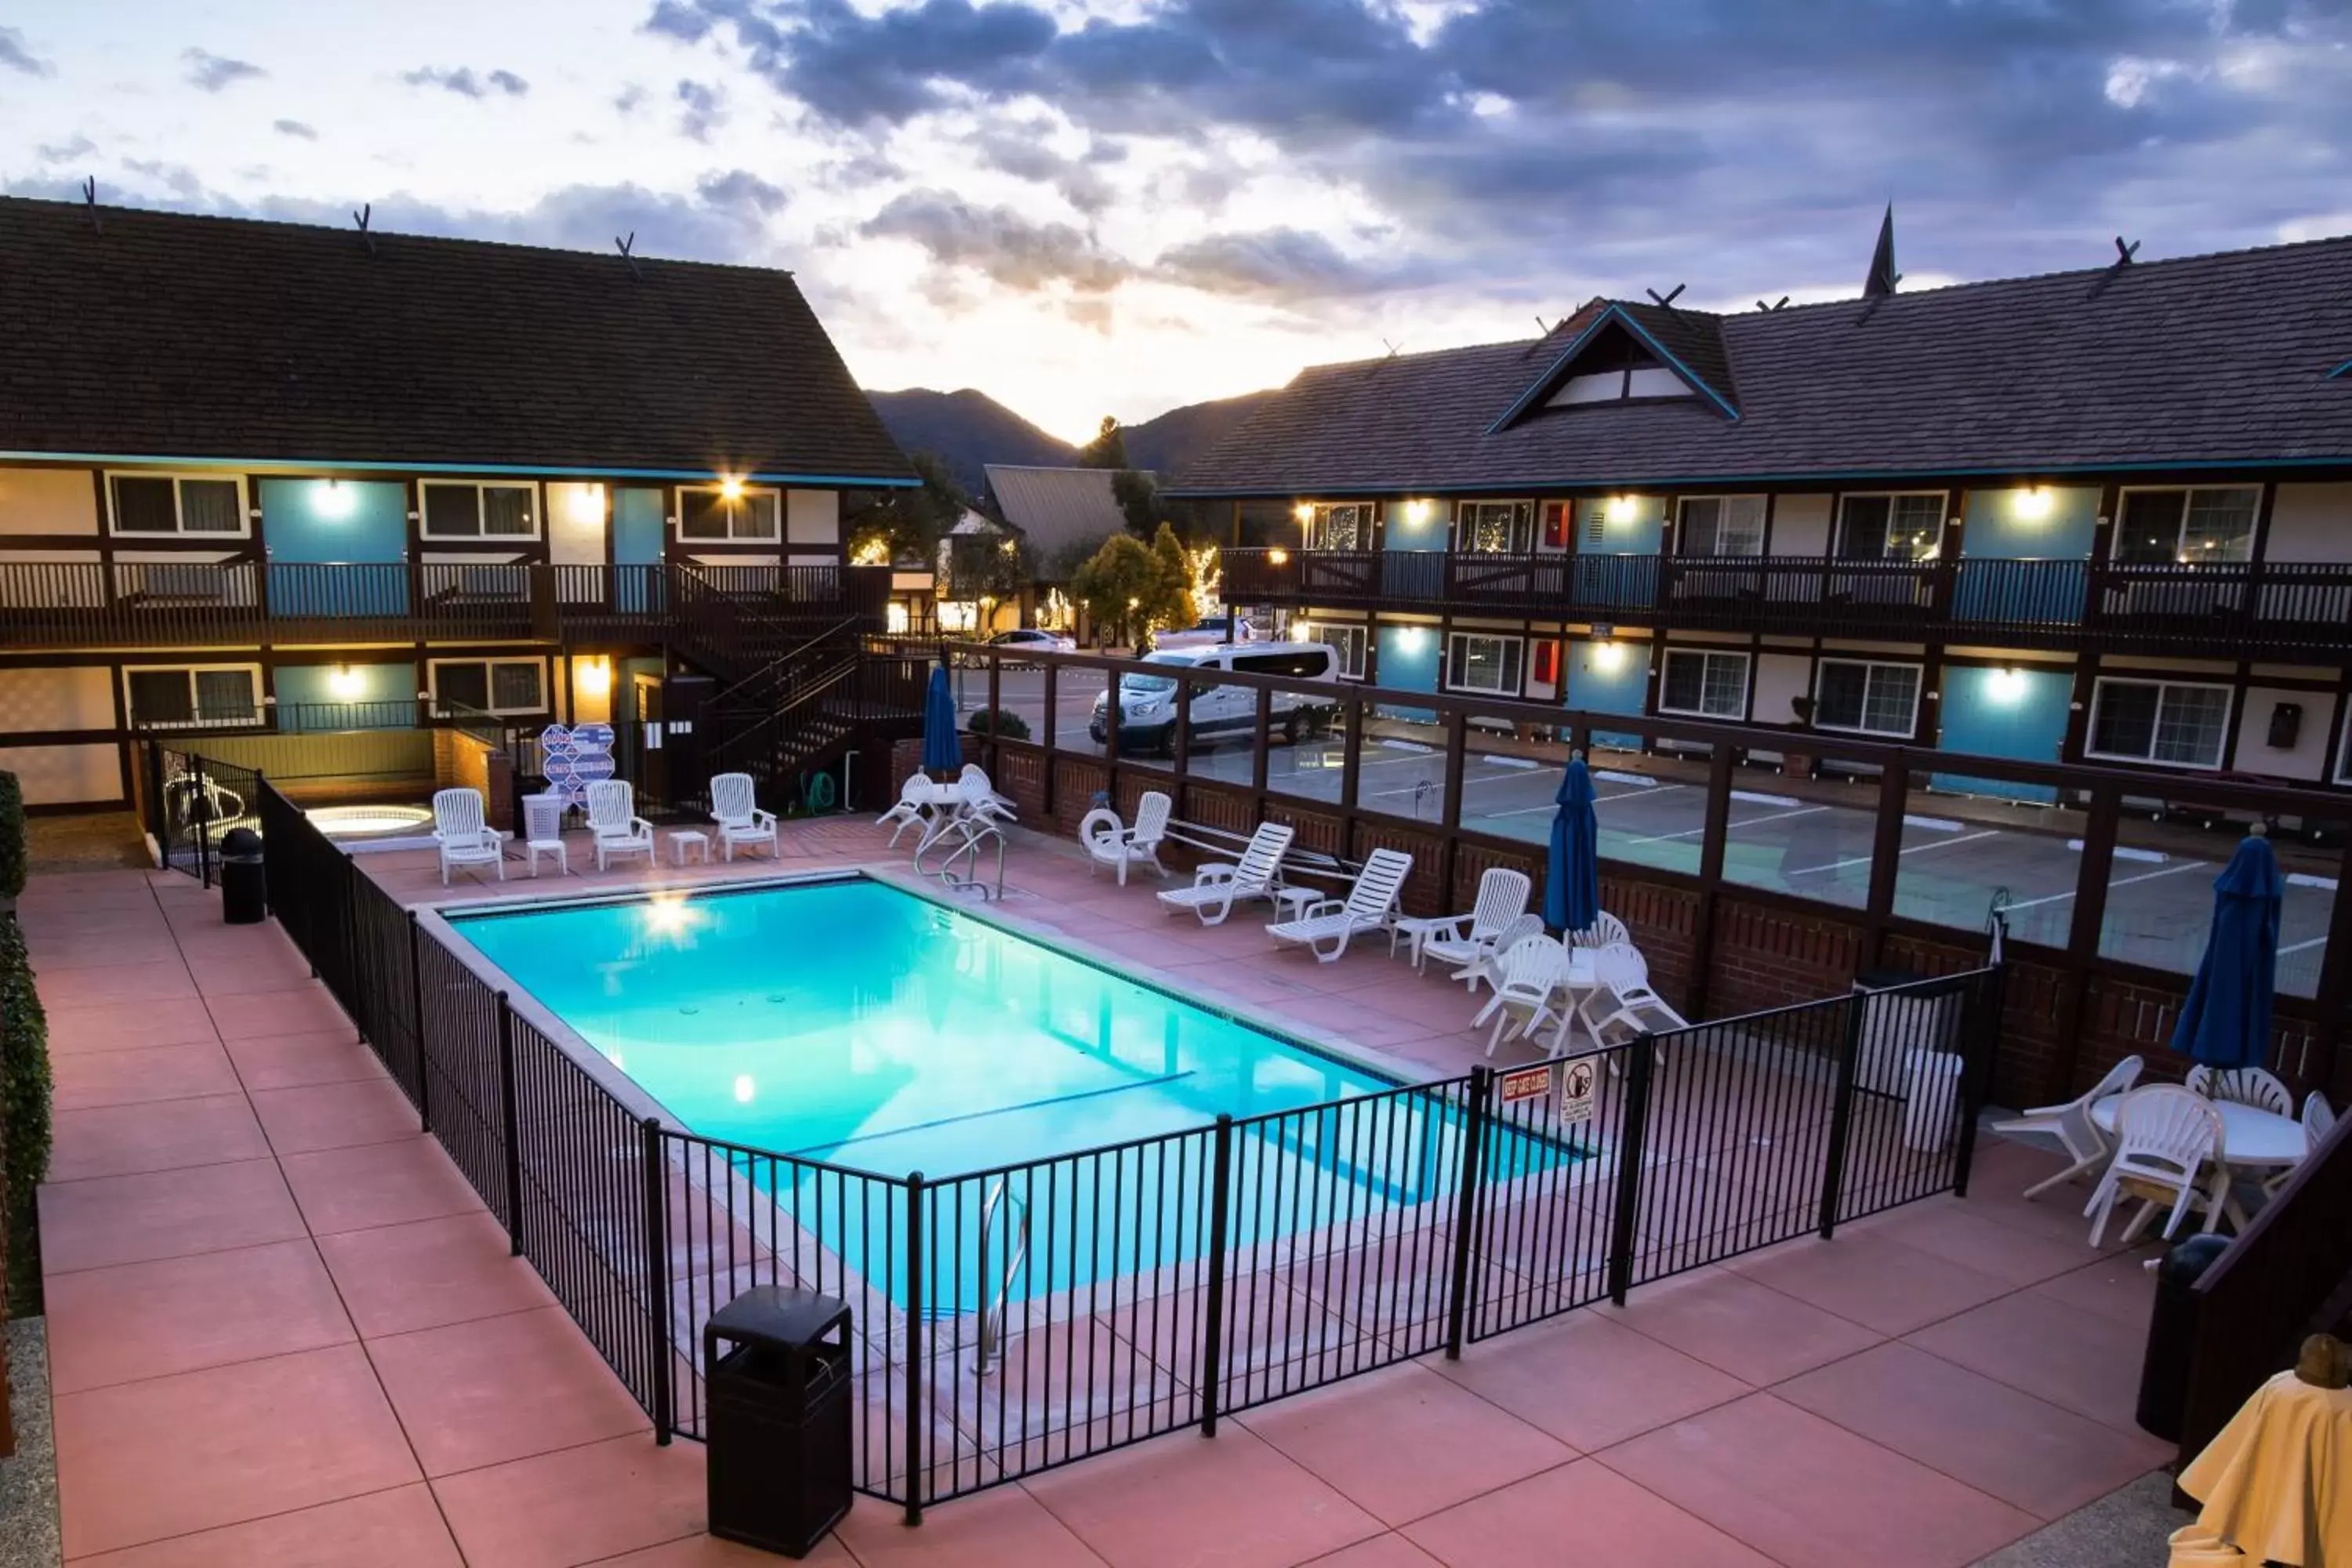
[1497,1065,1551,1105]
[1559,1058,1597,1126]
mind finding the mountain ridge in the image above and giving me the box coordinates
[865,385,1279,495]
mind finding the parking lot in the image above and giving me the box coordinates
[949,666,2336,997]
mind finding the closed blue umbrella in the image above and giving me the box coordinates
[1544,754,1601,935]
[2169,830,2283,1069]
[922,657,961,774]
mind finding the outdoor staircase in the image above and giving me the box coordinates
[696,629,927,811]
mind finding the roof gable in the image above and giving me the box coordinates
[1488,302,1740,432]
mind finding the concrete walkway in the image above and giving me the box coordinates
[26,840,2173,1566]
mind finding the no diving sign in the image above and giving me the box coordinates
[1559,1058,1597,1126]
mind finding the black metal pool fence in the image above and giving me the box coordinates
[143,746,263,885]
[256,780,2002,1521]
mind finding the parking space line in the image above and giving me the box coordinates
[1783,829,2002,877]
[1624,804,1827,846]
[2002,858,2205,914]
[2279,935,2331,956]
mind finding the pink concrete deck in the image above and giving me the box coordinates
[27,828,2171,1566]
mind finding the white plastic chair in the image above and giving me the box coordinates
[1451,913,1544,995]
[2083,1085,2224,1246]
[877,774,929,847]
[1265,849,1414,963]
[1416,869,1533,980]
[521,792,568,877]
[1565,911,1631,949]
[1472,935,1570,1055]
[1080,791,1171,885]
[2186,1065,2295,1116]
[431,787,503,886]
[2266,1093,2337,1198]
[586,779,656,871]
[1156,822,1294,925]
[1989,1055,2143,1200]
[1578,942,1689,1053]
[709,772,779,861]
[958,764,1018,827]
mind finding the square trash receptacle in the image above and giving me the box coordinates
[704,1287,854,1559]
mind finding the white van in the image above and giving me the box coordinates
[1090,641,1341,754]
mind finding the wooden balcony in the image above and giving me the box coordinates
[0,560,894,654]
[1218,549,2352,657]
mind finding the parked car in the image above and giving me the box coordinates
[1152,614,1257,650]
[987,628,1077,655]
[1090,641,1341,754]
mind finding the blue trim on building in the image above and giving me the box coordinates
[0,451,920,488]
[1485,304,1740,433]
[2330,358,2352,380]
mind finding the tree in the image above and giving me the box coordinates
[1149,522,1200,636]
[847,450,967,564]
[1111,466,1160,539]
[1076,416,1129,470]
[1069,534,1159,649]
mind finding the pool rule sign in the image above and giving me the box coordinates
[1497,1061,1596,1126]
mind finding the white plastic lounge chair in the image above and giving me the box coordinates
[1450,913,1545,995]
[1472,935,1570,1055]
[1265,849,1414,963]
[586,779,656,871]
[1157,822,1294,926]
[958,764,1018,827]
[1416,868,1533,979]
[2266,1092,2337,1198]
[877,774,930,848]
[708,772,779,861]
[1080,791,1171,885]
[2084,1085,2223,1246]
[432,787,503,886]
[2185,1065,2295,1116]
[1565,911,1631,949]
[1989,1055,2143,1200]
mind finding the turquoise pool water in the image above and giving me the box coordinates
[450,877,1570,1306]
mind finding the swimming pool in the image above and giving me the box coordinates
[448,876,1571,1305]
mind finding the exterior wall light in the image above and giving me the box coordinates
[314,477,355,520]
[575,656,613,699]
[1591,640,1628,673]
[1267,548,1290,565]
[328,663,365,699]
[719,477,746,501]
[1605,495,1637,524]
[1404,499,1434,525]
[1294,503,1315,524]
[2013,485,2053,521]
[1987,666,2030,703]
[568,484,607,525]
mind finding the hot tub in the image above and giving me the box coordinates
[305,804,435,841]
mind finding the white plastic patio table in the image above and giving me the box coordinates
[2089,1093,2304,1232]
[906,779,966,854]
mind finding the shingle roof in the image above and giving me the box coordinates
[0,197,915,483]
[1169,236,2352,495]
[982,464,1145,557]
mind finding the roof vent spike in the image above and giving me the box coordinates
[81,176,100,233]
[615,230,642,281]
[2112,236,2140,268]
[351,202,375,256]
[1757,296,1790,312]
[2084,236,2143,301]
[1645,283,1686,310]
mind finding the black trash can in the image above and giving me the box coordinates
[2137,1232,2230,1441]
[218,827,267,925]
[705,1287,854,1558]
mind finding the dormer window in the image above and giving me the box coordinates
[1544,325,1694,408]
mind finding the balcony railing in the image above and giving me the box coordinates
[1220,550,2352,655]
[0,560,893,652]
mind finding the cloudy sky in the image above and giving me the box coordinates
[3,1,2348,441]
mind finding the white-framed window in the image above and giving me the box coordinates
[1455,499,1534,554]
[1835,492,1944,560]
[1446,633,1523,695]
[1304,502,1371,551]
[1678,495,1766,557]
[105,471,248,537]
[1660,648,1750,719]
[1547,330,1693,405]
[2113,487,2259,564]
[122,663,261,729]
[2087,677,2234,769]
[679,485,781,542]
[419,480,539,540]
[1302,622,1367,679]
[428,657,547,717]
[1813,658,1922,738]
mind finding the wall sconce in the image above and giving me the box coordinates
[733,1074,757,1105]
[1987,666,2030,703]
[1267,547,1290,565]
[576,656,613,699]
[1404,499,1434,525]
[1604,495,1637,524]
[1396,626,1428,651]
[313,477,355,520]
[568,484,607,525]
[328,663,365,700]
[2013,485,2053,521]
[1293,503,1315,524]
[719,477,746,501]
[1591,640,1627,673]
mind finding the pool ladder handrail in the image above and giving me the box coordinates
[919,815,1006,900]
[975,1175,1030,1377]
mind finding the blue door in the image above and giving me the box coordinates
[614,488,665,612]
